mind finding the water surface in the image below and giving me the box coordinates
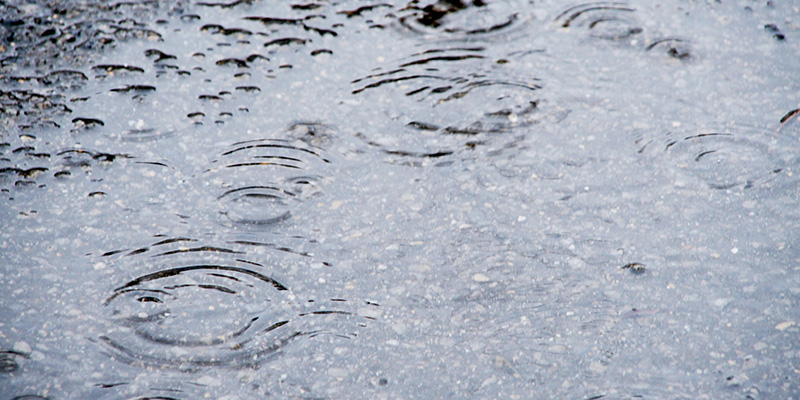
[1,0,799,398]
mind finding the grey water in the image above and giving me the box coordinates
[1,0,799,398]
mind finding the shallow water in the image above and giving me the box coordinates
[1,0,799,398]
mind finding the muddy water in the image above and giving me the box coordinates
[1,1,799,398]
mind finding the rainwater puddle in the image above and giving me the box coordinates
[2,0,799,399]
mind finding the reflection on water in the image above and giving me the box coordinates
[1,0,799,398]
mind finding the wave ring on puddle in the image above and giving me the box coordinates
[553,2,642,41]
[207,137,330,229]
[351,46,542,138]
[635,129,791,190]
[217,185,296,227]
[396,0,530,39]
[97,239,380,371]
[99,262,299,369]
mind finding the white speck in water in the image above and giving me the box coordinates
[12,341,31,354]
[775,321,795,331]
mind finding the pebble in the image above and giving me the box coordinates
[588,361,607,373]
[391,322,407,335]
[195,375,221,387]
[472,273,490,282]
[12,341,31,354]
[358,307,382,319]
[409,264,431,273]
[775,321,795,331]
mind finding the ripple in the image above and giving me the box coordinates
[635,128,789,190]
[777,108,800,137]
[98,239,378,370]
[645,37,692,60]
[554,2,642,41]
[395,0,529,39]
[206,136,330,228]
[217,185,295,226]
[100,261,295,369]
[552,2,697,62]
[351,46,541,136]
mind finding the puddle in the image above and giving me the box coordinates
[1,0,799,398]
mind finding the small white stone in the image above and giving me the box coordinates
[713,298,731,308]
[588,361,607,373]
[358,307,382,319]
[409,264,431,272]
[472,273,490,283]
[391,322,407,335]
[328,367,348,378]
[12,341,31,354]
[310,262,325,270]
[775,321,795,331]
[195,375,221,387]
[389,285,406,295]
